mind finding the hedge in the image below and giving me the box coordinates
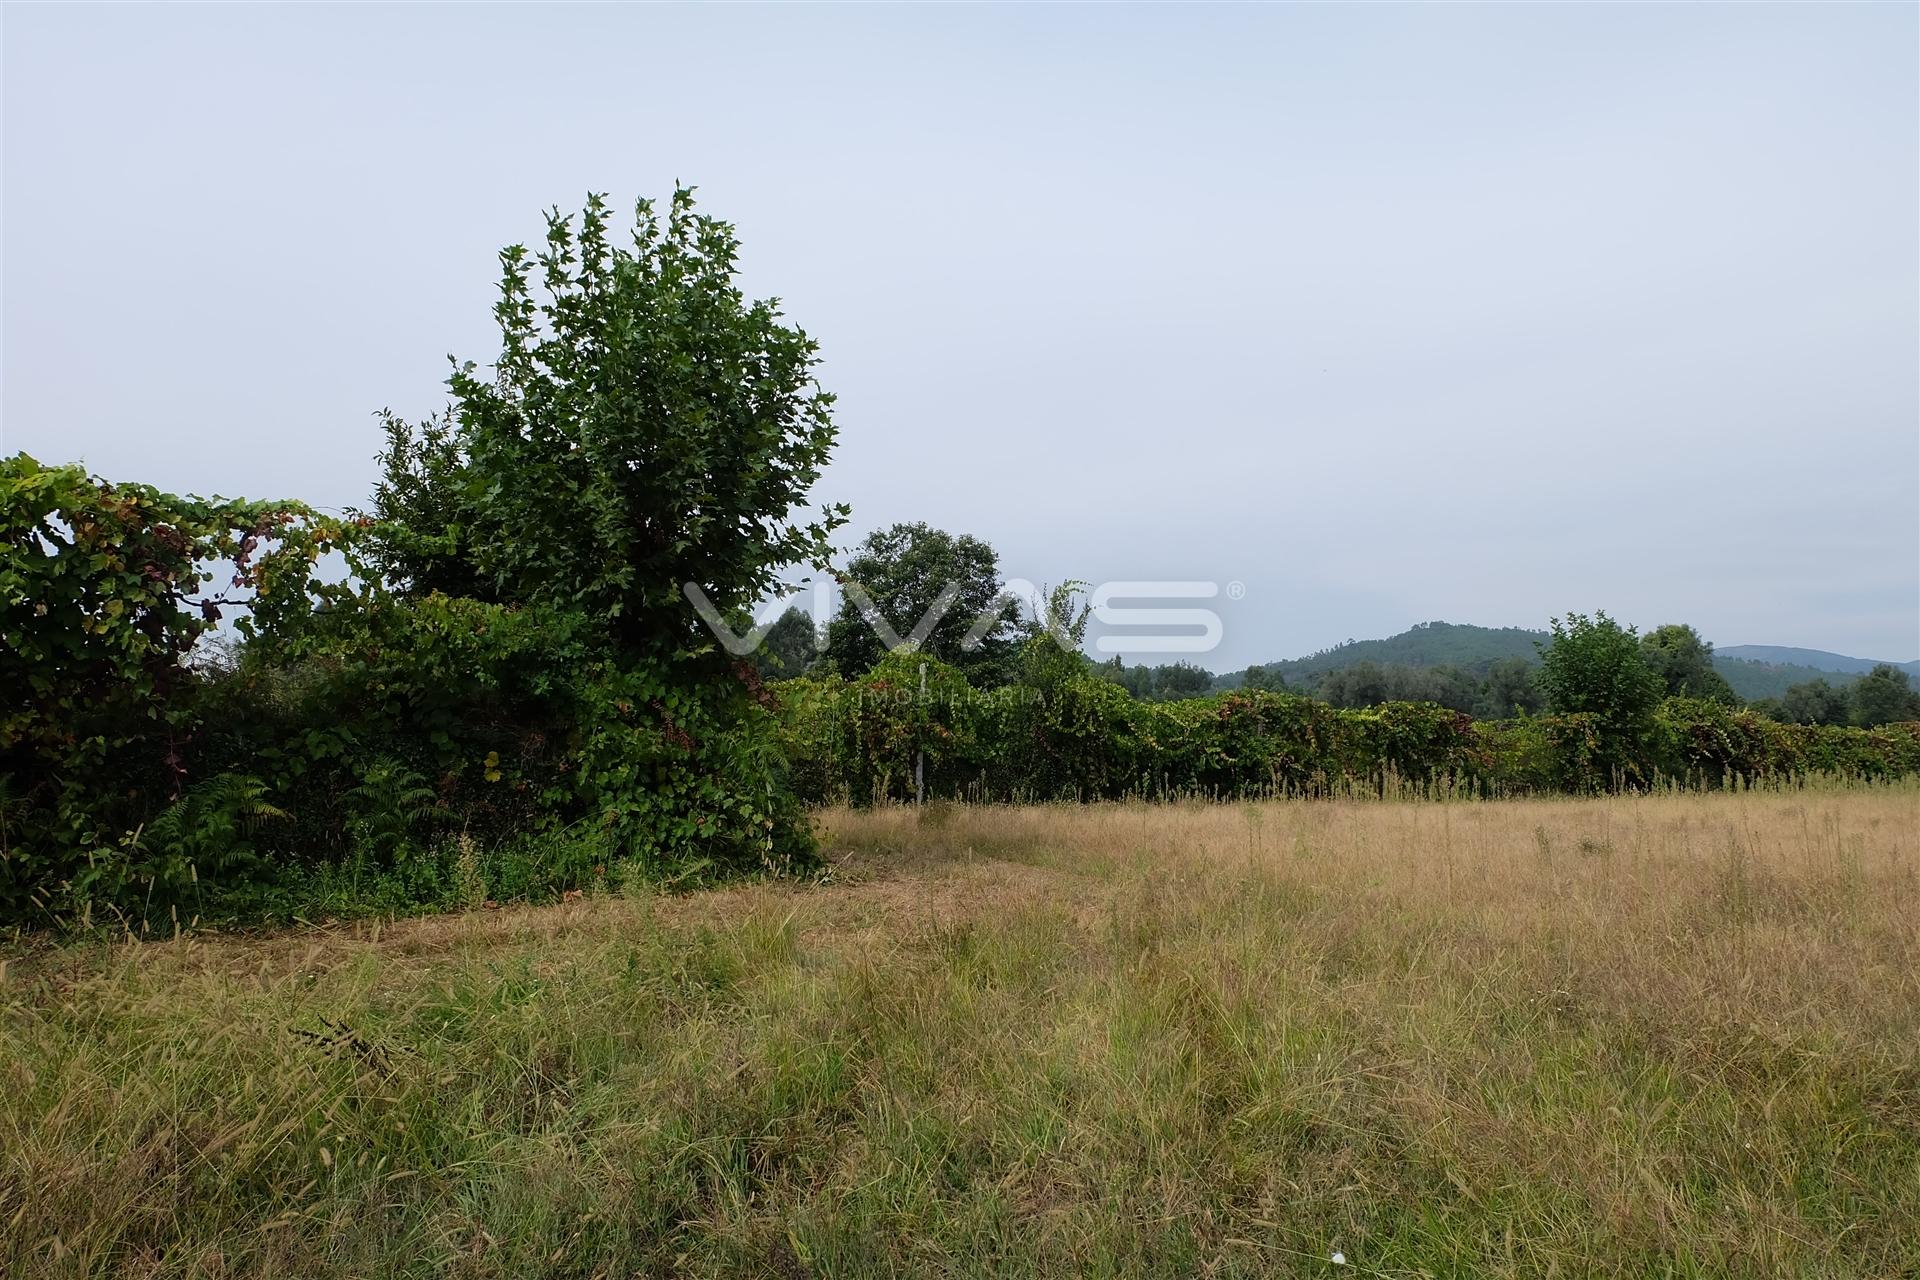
[777,653,1920,804]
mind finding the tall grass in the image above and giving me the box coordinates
[4,788,1917,1277]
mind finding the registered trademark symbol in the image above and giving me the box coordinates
[1226,581,1246,600]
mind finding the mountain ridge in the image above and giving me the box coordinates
[1218,622,1920,701]
[1715,645,1920,676]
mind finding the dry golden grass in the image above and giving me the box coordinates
[4,787,1918,1277]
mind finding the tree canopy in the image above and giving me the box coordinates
[1536,611,1663,778]
[1640,624,1740,705]
[1772,678,1850,726]
[370,189,846,655]
[1850,664,1920,728]
[822,522,1021,684]
[753,605,820,681]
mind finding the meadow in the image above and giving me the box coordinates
[4,786,1917,1278]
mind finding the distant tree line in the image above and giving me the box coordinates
[787,523,1920,733]
[1091,658,1216,702]
[775,611,1920,808]
[1746,667,1920,728]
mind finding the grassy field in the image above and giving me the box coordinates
[4,788,1918,1278]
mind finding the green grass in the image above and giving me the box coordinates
[4,789,1918,1277]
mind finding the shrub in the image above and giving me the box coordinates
[0,454,336,921]
[776,667,1920,806]
[1535,611,1663,783]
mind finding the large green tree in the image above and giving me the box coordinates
[1240,663,1288,693]
[1479,656,1543,719]
[1851,664,1920,728]
[752,605,820,681]
[822,522,1020,684]
[1639,623,1739,704]
[1094,656,1153,698]
[1777,678,1850,726]
[1313,661,1480,714]
[370,189,846,650]
[1147,661,1215,701]
[287,189,849,877]
[1317,660,1391,709]
[1536,611,1663,783]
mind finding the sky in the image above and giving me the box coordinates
[4,4,1917,669]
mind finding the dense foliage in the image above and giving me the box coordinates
[1532,612,1665,783]
[1639,623,1740,704]
[1,189,844,927]
[750,605,822,680]
[777,638,1920,806]
[368,190,843,644]
[1847,663,1920,727]
[1093,658,1217,702]
[322,189,842,867]
[0,456,349,919]
[821,521,1021,685]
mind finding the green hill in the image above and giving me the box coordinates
[1713,658,1862,702]
[1218,621,1545,688]
[1718,646,1920,679]
[1220,622,1898,702]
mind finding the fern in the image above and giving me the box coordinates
[345,758,439,864]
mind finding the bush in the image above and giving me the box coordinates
[1651,696,1920,785]
[1535,611,1663,783]
[0,453,821,929]
[1,454,336,921]
[776,656,1920,806]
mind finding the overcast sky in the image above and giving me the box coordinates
[4,4,1916,668]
